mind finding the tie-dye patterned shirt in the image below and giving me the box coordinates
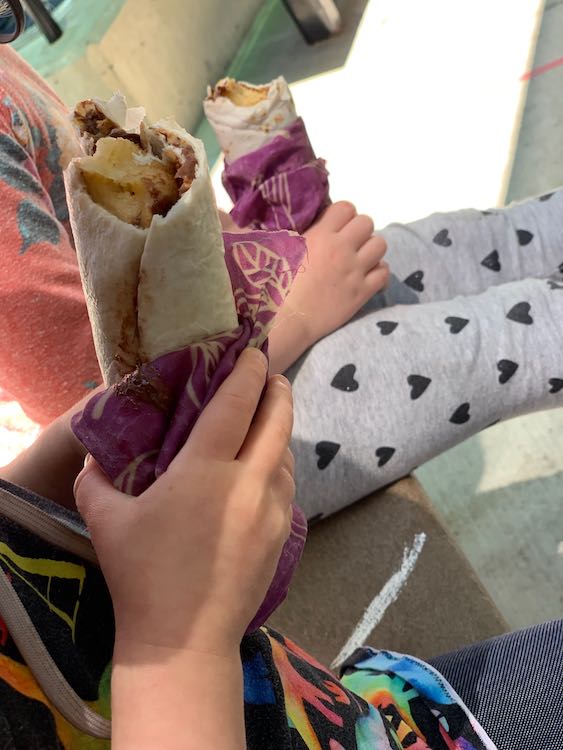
[0,47,100,425]
[243,630,497,750]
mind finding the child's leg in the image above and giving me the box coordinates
[289,274,563,519]
[377,189,563,306]
[428,619,563,750]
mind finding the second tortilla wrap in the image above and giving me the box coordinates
[203,76,297,162]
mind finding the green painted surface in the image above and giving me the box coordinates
[14,0,126,78]
[195,0,285,166]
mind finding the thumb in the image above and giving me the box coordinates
[74,458,119,531]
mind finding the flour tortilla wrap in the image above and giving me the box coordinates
[67,94,309,633]
[204,78,330,233]
[203,76,297,162]
[65,95,238,383]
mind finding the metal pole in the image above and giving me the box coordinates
[21,0,62,43]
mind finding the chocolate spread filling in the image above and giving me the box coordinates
[74,101,118,140]
[175,147,197,194]
[116,364,171,412]
[75,100,198,221]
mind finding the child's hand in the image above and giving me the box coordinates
[218,208,248,233]
[74,349,295,658]
[299,201,389,339]
[269,201,389,373]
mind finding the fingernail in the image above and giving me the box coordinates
[245,347,268,368]
[271,374,291,390]
[83,454,91,469]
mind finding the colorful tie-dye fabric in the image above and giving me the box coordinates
[243,630,496,750]
[0,47,100,425]
[0,480,496,750]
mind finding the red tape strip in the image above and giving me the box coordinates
[521,56,563,81]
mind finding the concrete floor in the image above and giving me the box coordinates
[9,0,562,629]
[416,413,563,628]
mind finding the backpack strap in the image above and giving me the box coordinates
[0,486,98,564]
[0,486,111,738]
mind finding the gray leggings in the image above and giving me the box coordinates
[429,619,563,750]
[288,189,563,519]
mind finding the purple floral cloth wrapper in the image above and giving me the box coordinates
[222,117,330,233]
[72,230,308,633]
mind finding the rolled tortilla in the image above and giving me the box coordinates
[203,76,297,162]
[69,94,309,634]
[65,94,238,383]
[205,77,329,234]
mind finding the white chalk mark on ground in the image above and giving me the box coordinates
[331,532,427,670]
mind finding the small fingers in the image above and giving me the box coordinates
[280,448,295,478]
[272,471,296,526]
[314,201,357,232]
[339,213,374,246]
[74,459,122,531]
[365,261,390,293]
[276,448,296,501]
[180,348,268,463]
[238,375,293,474]
[274,453,296,499]
[272,458,296,533]
[357,234,387,272]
